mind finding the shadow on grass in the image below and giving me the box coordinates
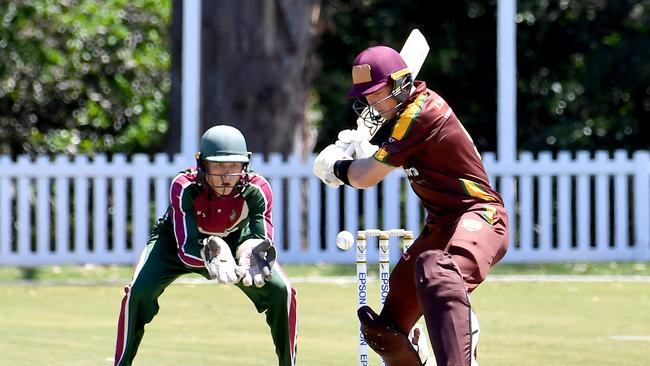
[21,267,38,280]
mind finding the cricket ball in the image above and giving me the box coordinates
[336,230,354,250]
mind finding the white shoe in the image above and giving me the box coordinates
[409,323,431,365]
[408,311,479,366]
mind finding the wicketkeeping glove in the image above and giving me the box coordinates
[236,238,277,287]
[200,236,244,284]
[313,144,353,188]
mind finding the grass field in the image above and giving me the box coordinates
[1,264,649,365]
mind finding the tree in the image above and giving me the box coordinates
[313,0,499,152]
[199,0,322,156]
[314,0,650,153]
[516,0,650,151]
[3,0,648,156]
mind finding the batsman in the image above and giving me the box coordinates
[313,45,509,365]
[114,125,298,366]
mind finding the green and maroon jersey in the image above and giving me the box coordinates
[373,81,504,222]
[159,167,274,268]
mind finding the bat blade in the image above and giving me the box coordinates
[399,29,429,81]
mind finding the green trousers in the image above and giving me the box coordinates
[114,227,298,365]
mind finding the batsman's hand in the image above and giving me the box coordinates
[201,236,244,285]
[313,144,352,188]
[236,238,277,287]
[335,129,379,159]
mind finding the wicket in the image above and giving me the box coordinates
[354,229,414,366]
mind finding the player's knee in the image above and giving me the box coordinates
[414,249,454,279]
[414,249,466,301]
[448,244,486,285]
[123,283,160,322]
[266,279,292,303]
[271,276,289,293]
[128,282,157,302]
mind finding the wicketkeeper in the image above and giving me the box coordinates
[114,125,298,366]
[313,45,509,366]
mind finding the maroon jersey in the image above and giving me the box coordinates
[373,81,503,222]
[160,167,274,268]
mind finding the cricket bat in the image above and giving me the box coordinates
[344,29,429,156]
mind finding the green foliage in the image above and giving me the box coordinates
[517,0,650,151]
[314,0,650,152]
[0,0,171,156]
[314,0,499,151]
[2,1,648,155]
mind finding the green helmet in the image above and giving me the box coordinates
[196,125,252,195]
[197,125,251,163]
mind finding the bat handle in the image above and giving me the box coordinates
[344,143,355,156]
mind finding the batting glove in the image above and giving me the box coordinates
[313,144,352,188]
[335,129,379,159]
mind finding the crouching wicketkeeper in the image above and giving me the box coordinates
[113,125,298,366]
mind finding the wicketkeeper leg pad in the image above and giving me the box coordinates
[358,305,425,366]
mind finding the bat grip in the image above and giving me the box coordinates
[344,143,355,156]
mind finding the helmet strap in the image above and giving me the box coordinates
[195,152,207,186]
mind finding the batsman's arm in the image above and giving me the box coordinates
[334,157,395,189]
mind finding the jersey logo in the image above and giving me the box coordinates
[404,167,419,177]
[432,96,445,110]
[461,218,483,232]
[229,210,237,221]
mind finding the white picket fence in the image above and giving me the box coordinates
[0,150,648,266]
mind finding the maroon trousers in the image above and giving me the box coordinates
[380,204,509,365]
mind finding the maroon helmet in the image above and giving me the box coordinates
[347,46,413,129]
[348,46,411,98]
